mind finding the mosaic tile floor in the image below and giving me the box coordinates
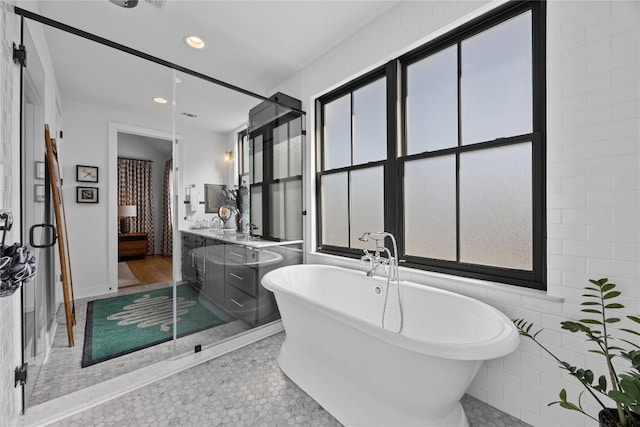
[29,282,250,406]
[49,333,531,427]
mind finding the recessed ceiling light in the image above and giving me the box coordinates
[184,36,205,50]
[153,97,168,104]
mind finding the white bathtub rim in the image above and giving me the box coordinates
[262,264,520,361]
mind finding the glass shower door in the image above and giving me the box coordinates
[21,23,57,410]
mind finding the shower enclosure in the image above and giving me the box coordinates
[16,6,305,412]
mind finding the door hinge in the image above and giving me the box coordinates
[12,43,26,67]
[15,363,28,387]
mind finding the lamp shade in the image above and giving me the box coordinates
[118,205,137,217]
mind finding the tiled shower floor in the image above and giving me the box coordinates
[29,282,250,406]
[47,333,531,427]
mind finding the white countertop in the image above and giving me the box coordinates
[180,228,303,249]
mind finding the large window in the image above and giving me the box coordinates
[318,72,388,252]
[316,1,546,289]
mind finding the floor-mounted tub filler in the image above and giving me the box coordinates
[262,263,520,427]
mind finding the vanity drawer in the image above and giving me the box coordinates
[225,245,246,263]
[225,265,257,297]
[226,285,257,322]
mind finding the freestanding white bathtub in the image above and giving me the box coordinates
[261,264,519,427]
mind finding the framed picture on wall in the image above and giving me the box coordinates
[35,161,45,179]
[34,184,45,202]
[76,186,99,204]
[76,165,98,183]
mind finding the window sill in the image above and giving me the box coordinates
[307,251,564,304]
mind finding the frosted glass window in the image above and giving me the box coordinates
[459,142,532,270]
[321,173,349,247]
[250,186,263,237]
[273,123,288,180]
[251,135,263,183]
[404,156,456,260]
[349,167,385,250]
[285,179,302,240]
[406,46,458,154]
[289,118,302,177]
[324,95,351,170]
[461,11,532,145]
[270,182,284,240]
[353,78,386,165]
[241,134,249,175]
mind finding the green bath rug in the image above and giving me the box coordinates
[82,284,231,367]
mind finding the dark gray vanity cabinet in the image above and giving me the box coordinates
[203,239,225,305]
[223,244,278,327]
[181,231,287,328]
[181,233,206,287]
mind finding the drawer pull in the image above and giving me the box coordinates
[230,298,244,308]
[230,273,244,281]
[229,251,244,258]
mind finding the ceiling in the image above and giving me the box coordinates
[18,0,399,133]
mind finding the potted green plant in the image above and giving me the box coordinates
[514,278,640,427]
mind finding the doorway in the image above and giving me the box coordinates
[116,131,173,289]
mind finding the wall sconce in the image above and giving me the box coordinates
[224,151,233,163]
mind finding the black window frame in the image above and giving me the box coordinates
[249,111,304,241]
[315,0,546,290]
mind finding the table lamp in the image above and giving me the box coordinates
[118,205,137,234]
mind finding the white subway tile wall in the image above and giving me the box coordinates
[0,1,18,426]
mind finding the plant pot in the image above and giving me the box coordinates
[599,408,640,427]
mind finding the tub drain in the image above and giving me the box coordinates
[374,286,383,295]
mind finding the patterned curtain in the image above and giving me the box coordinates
[160,159,172,256]
[118,158,154,254]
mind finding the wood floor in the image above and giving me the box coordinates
[125,255,173,286]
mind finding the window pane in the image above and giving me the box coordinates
[285,179,302,240]
[270,182,284,240]
[289,118,302,177]
[251,134,263,183]
[404,156,456,260]
[353,78,386,165]
[250,186,262,237]
[350,167,385,250]
[242,134,249,175]
[461,11,532,145]
[273,123,288,180]
[406,45,458,154]
[459,142,532,270]
[321,173,349,247]
[269,179,302,241]
[324,94,351,170]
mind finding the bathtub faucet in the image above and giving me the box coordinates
[358,232,398,281]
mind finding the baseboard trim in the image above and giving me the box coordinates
[18,321,284,426]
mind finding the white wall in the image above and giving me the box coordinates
[275,1,640,426]
[117,133,171,254]
[178,126,233,229]
[62,99,229,298]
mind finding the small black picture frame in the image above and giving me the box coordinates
[76,186,99,204]
[35,161,45,179]
[76,165,98,183]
